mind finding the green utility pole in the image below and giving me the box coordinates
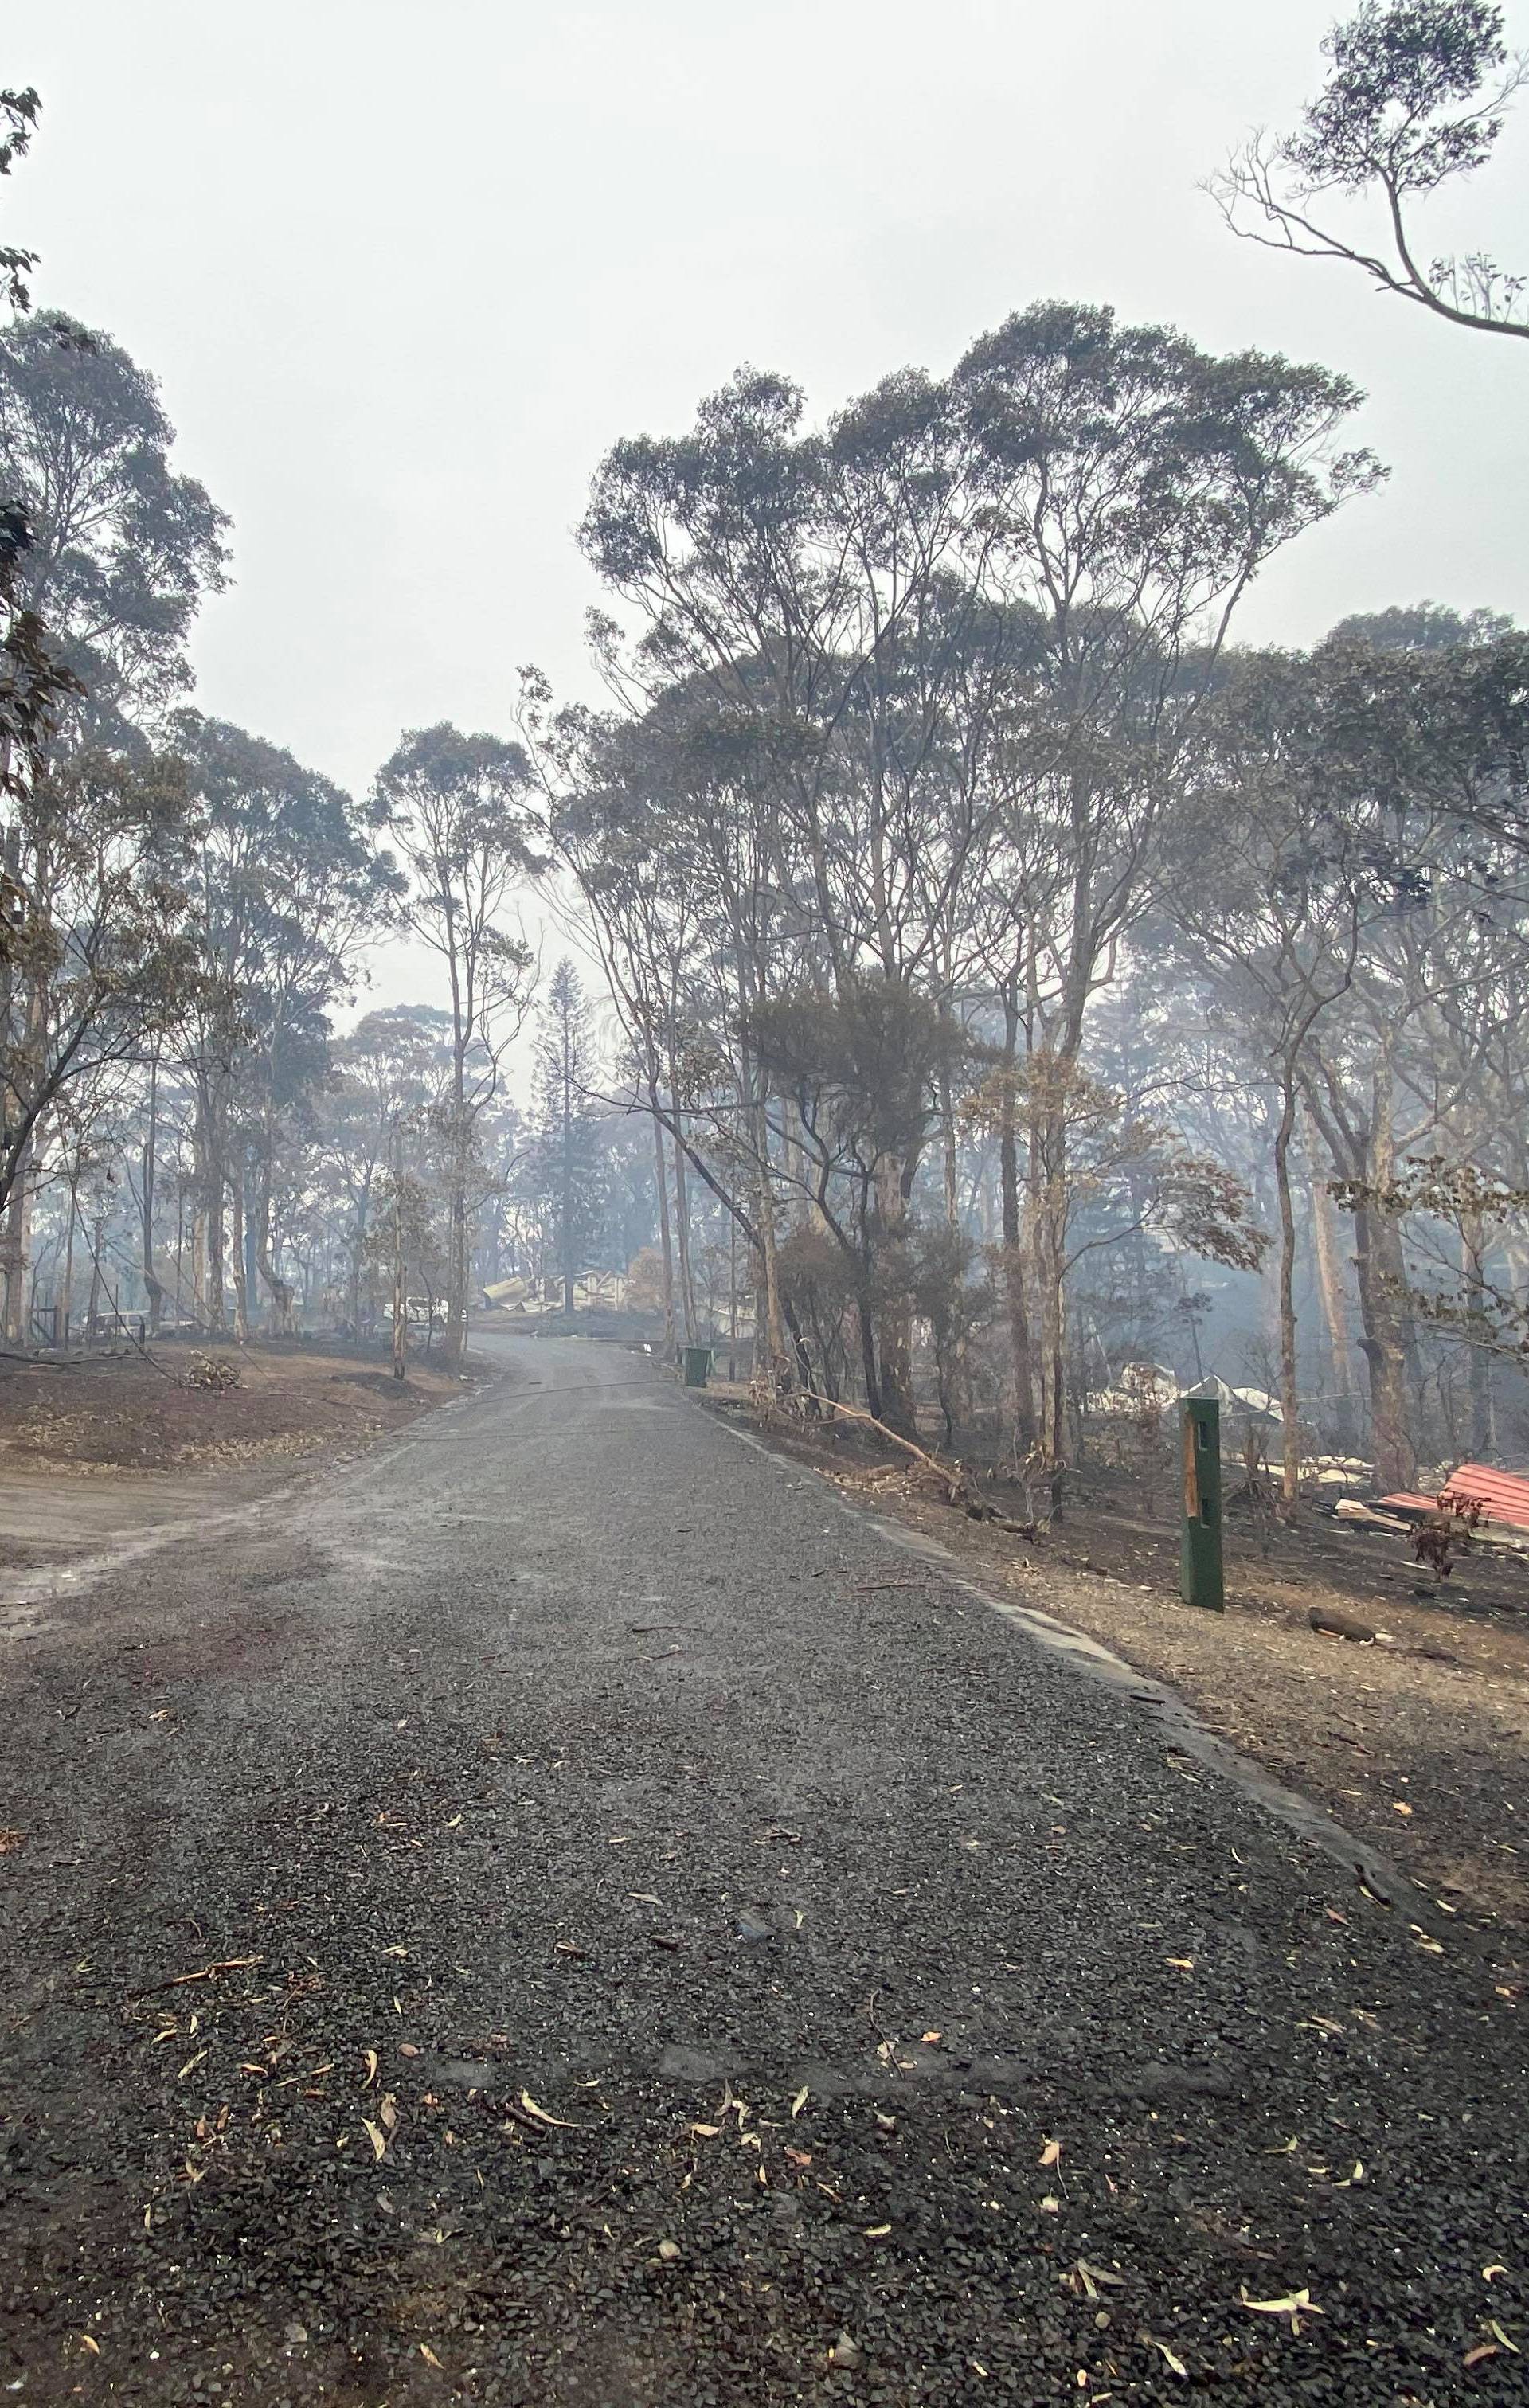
[1180,1395,1224,1612]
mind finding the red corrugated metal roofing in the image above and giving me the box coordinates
[1441,1462,1529,1530]
[1378,1464,1529,1531]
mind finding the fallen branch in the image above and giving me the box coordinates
[127,1953,264,2000]
[766,1389,1034,1534]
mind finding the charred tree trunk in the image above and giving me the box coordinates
[648,1092,677,1362]
[1304,1110,1355,1448]
[998,992,1037,1452]
[139,1055,166,1337]
[229,1172,251,1343]
[872,1153,917,1437]
[1461,1206,1496,1460]
[1273,1074,1301,1518]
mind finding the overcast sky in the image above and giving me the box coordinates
[10,0,1529,1014]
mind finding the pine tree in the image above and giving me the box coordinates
[521,960,608,1311]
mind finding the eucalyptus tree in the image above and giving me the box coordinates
[319,1005,455,1331]
[0,745,199,1336]
[370,725,541,1366]
[950,303,1378,1470]
[576,307,1377,1452]
[172,713,392,1335]
[1163,651,1374,1510]
[0,84,40,313]
[1214,1,1529,342]
[577,366,1006,1427]
[0,315,229,744]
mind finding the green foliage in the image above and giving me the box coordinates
[1214,2,1529,336]
[1327,600,1514,651]
[749,981,968,1179]
[0,83,41,311]
[0,314,231,736]
[513,959,611,1300]
[1288,2,1517,195]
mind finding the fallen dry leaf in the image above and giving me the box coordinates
[420,2342,444,2367]
[1144,2337,1187,2377]
[0,1829,24,1854]
[78,2336,100,2358]
[1392,1801,1414,1817]
[1488,2320,1519,2352]
[791,2085,808,2118]
[865,2222,891,2237]
[362,2049,378,2088]
[1239,2287,1323,2334]
[689,2121,721,2138]
[361,2118,387,2160]
[1464,2345,1500,2368]
[518,2090,577,2128]
[1039,2136,1062,2168]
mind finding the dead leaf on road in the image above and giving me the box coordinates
[1039,2136,1062,2168]
[1144,2337,1187,2377]
[1239,2287,1323,2334]
[420,2343,444,2368]
[518,2090,578,2128]
[362,2049,378,2088]
[362,2119,388,2160]
[791,2086,808,2117]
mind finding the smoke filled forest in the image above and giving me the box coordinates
[5,4,1529,1519]
[10,9,1529,2403]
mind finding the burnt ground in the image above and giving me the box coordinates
[0,1339,466,1488]
[1,1334,1526,2406]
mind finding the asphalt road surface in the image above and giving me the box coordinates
[2,1335,1524,2406]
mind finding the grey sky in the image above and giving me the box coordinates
[10,0,1529,1018]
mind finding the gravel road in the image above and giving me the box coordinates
[2,1335,1524,2406]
